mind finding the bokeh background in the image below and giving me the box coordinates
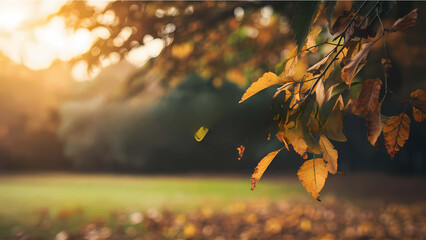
[0,1,425,239]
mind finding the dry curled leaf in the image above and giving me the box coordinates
[297,158,328,201]
[341,41,374,86]
[239,72,288,103]
[391,9,418,32]
[251,148,283,190]
[319,135,338,174]
[410,89,426,121]
[383,113,410,159]
[237,145,245,161]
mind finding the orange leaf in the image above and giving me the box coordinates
[237,145,245,161]
[365,102,383,146]
[319,135,338,174]
[391,9,418,32]
[250,148,283,190]
[239,72,287,103]
[297,158,328,201]
[383,113,411,159]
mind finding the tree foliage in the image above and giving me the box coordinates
[239,1,424,200]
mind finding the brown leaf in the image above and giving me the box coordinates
[341,41,374,86]
[352,79,382,116]
[383,113,411,159]
[237,145,245,161]
[366,102,383,146]
[251,148,283,190]
[297,158,328,201]
[319,135,338,174]
[391,9,418,32]
[239,72,288,103]
[330,11,354,35]
[410,89,426,120]
[352,79,383,146]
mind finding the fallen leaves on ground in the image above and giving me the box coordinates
[10,198,426,240]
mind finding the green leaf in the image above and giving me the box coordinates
[325,1,337,26]
[275,59,289,76]
[291,1,320,54]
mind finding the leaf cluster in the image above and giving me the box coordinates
[240,2,423,200]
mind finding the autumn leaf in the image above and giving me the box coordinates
[410,89,426,121]
[352,78,383,146]
[239,72,288,103]
[251,148,283,190]
[275,26,322,76]
[330,11,354,35]
[383,113,411,159]
[366,102,383,146]
[391,9,418,32]
[237,145,245,161]
[341,41,374,86]
[319,135,338,174]
[297,158,328,201]
[325,110,347,142]
[352,79,382,115]
[276,131,290,150]
[194,126,209,142]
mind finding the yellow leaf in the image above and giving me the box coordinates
[194,126,209,142]
[250,148,283,190]
[239,72,287,103]
[383,113,410,159]
[297,158,328,201]
[319,135,338,174]
[325,110,347,142]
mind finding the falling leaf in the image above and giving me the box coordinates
[319,135,338,174]
[297,158,328,201]
[383,113,410,159]
[194,126,209,142]
[251,148,283,190]
[237,145,245,161]
[239,72,287,103]
[410,89,426,121]
[341,41,374,86]
[391,9,418,32]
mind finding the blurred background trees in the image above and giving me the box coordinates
[0,1,424,173]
